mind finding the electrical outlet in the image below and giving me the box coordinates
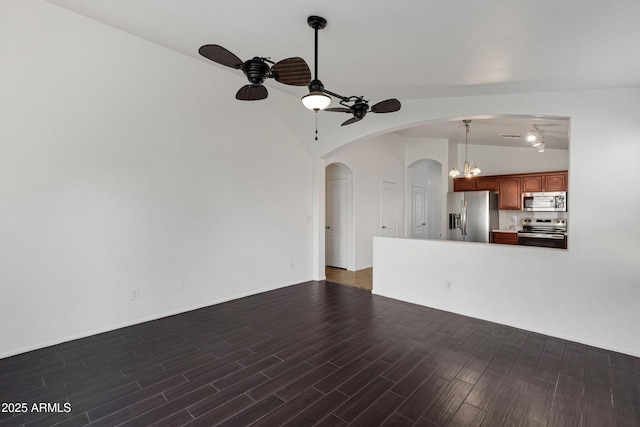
[176,280,183,291]
[445,280,453,290]
[130,289,139,300]
[290,262,295,270]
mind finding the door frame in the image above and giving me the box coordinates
[325,162,355,272]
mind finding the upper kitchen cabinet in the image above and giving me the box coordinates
[522,175,543,192]
[453,179,476,192]
[475,177,499,192]
[522,171,568,192]
[453,171,567,211]
[453,176,498,192]
[498,176,522,210]
[544,172,568,192]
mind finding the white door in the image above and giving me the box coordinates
[326,177,348,268]
[412,184,427,239]
[380,180,397,237]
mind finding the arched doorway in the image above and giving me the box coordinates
[407,159,443,239]
[325,163,353,269]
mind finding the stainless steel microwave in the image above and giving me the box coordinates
[522,192,567,212]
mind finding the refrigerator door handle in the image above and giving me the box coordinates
[461,200,467,236]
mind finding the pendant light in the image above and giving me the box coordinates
[449,119,481,178]
[301,16,331,111]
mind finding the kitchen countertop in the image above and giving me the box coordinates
[492,229,518,233]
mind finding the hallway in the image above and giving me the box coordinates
[325,267,372,291]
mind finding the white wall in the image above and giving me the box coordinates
[456,144,569,176]
[0,1,314,357]
[324,134,405,270]
[372,87,640,357]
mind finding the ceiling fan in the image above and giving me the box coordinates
[301,16,401,125]
[325,96,402,126]
[198,44,311,101]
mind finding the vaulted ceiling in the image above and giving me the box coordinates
[43,0,640,147]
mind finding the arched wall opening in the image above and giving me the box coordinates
[325,162,355,271]
[314,113,570,281]
[406,159,443,240]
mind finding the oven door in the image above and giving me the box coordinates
[517,233,567,249]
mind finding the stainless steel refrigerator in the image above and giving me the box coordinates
[447,191,499,243]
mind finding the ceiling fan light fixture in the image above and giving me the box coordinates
[302,17,333,113]
[302,92,332,111]
[526,134,537,142]
[302,79,331,111]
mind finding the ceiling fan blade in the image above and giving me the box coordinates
[199,44,243,69]
[271,57,311,86]
[371,98,401,113]
[236,85,268,101]
[325,107,352,113]
[341,117,360,126]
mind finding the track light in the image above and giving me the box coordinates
[528,124,546,152]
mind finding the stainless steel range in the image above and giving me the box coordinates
[517,218,567,249]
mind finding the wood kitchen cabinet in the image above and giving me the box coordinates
[452,176,498,192]
[453,178,476,192]
[544,172,567,191]
[452,170,567,211]
[522,175,543,192]
[498,177,521,210]
[492,231,518,245]
[475,177,499,192]
[522,171,567,192]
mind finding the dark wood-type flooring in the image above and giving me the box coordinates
[1,281,639,426]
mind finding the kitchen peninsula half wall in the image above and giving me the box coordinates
[371,234,638,358]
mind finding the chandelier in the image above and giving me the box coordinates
[449,119,481,178]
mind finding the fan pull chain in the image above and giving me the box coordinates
[315,111,319,141]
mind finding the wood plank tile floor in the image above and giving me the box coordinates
[325,267,372,291]
[1,281,639,426]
